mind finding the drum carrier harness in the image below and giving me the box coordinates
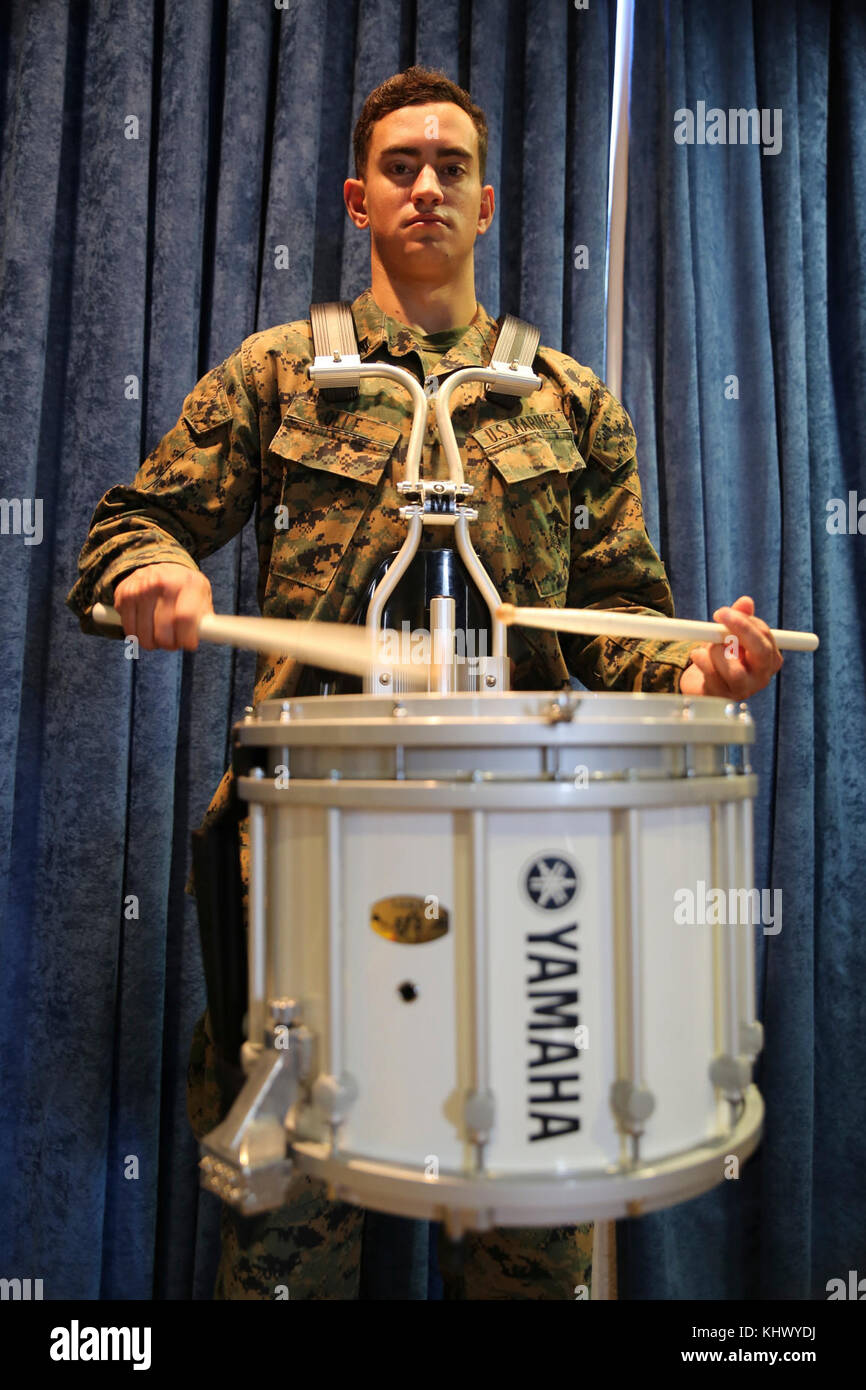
[303,300,542,696]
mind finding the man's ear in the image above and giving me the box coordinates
[344,178,368,229]
[476,184,495,236]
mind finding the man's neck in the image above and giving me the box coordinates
[369,262,478,335]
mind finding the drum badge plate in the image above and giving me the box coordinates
[370,896,449,944]
[523,854,580,910]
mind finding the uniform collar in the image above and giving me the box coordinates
[351,286,500,375]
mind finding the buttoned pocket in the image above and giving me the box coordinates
[182,368,233,437]
[474,425,586,599]
[138,364,236,491]
[267,397,402,593]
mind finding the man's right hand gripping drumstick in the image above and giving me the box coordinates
[112,563,214,650]
[98,566,431,684]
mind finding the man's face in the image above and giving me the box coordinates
[345,102,494,282]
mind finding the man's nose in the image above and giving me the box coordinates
[412,164,444,204]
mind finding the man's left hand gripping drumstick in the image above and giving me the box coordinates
[679,596,784,698]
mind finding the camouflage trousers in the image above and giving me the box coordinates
[188,1009,594,1300]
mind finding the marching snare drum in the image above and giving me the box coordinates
[219,689,763,1232]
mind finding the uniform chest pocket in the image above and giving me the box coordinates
[267,399,402,593]
[475,427,586,599]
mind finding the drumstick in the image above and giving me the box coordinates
[496,604,819,653]
[90,604,429,685]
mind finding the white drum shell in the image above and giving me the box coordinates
[237,692,762,1223]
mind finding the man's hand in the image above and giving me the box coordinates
[679,595,783,699]
[113,563,214,651]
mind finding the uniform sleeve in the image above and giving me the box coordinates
[66,344,260,633]
[565,378,701,692]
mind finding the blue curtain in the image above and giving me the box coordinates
[618,0,866,1299]
[0,0,616,1299]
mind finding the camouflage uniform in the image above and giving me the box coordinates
[68,288,699,1300]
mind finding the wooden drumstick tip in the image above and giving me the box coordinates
[91,602,123,629]
[496,603,516,624]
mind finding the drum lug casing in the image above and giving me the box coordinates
[739,1019,764,1058]
[708,1054,754,1100]
[610,1079,656,1133]
[464,1089,496,1148]
[311,1072,359,1127]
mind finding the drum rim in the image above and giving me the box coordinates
[288,1086,763,1227]
[238,771,758,808]
[253,689,750,719]
[240,691,755,748]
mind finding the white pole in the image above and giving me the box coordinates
[596,0,636,1304]
[605,0,635,400]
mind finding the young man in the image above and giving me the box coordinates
[68,67,782,1299]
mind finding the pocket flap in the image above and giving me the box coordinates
[270,396,402,486]
[182,368,233,434]
[473,425,586,484]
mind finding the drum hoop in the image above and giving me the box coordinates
[238,772,758,810]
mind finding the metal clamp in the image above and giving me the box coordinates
[199,1000,317,1214]
[309,351,362,392]
[487,359,542,397]
[396,480,474,500]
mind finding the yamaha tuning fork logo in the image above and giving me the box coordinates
[524,854,579,910]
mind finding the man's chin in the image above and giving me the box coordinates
[384,245,451,270]
[375,238,471,283]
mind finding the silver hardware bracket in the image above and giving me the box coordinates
[487,359,543,397]
[309,354,362,392]
[398,505,479,524]
[397,480,479,527]
[396,480,474,499]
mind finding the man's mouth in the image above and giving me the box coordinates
[406,215,447,227]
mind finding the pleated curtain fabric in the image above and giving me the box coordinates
[0,0,615,1300]
[618,0,866,1300]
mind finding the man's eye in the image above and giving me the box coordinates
[390,162,413,176]
[442,164,466,177]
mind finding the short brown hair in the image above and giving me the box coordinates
[353,66,488,182]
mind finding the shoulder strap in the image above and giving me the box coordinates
[309,301,360,402]
[486,314,541,406]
